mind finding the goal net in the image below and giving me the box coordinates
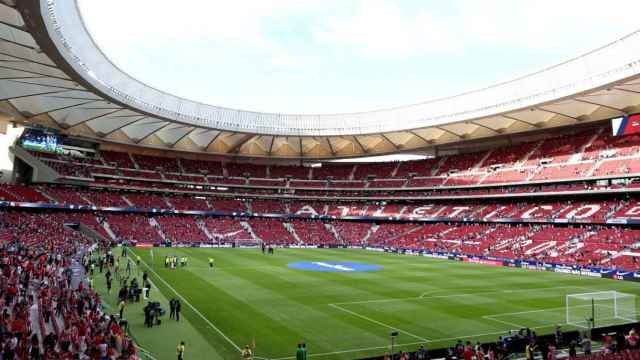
[566,291,637,329]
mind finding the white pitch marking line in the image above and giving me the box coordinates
[482,315,528,330]
[273,323,570,360]
[419,288,479,298]
[484,306,566,318]
[334,285,595,306]
[271,341,427,360]
[136,255,242,352]
[328,303,430,343]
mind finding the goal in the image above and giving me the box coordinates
[566,291,637,329]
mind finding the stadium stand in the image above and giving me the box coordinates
[21,124,640,194]
[155,215,209,243]
[0,209,137,359]
[8,4,640,359]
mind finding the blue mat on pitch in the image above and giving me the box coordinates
[287,261,383,272]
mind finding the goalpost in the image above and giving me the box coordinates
[566,291,637,329]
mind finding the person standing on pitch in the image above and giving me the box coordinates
[209,257,214,269]
[176,341,185,360]
[169,299,176,320]
[175,299,182,321]
[241,345,253,359]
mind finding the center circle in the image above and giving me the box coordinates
[287,261,383,272]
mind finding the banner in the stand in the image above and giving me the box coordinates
[463,257,503,266]
[0,201,623,225]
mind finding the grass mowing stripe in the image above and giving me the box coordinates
[135,253,242,352]
[328,303,430,342]
[186,263,364,355]
[126,248,640,360]
[93,252,224,360]
[147,248,312,358]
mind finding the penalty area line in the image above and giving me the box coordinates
[136,255,242,352]
[328,303,430,343]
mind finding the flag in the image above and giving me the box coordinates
[612,114,640,136]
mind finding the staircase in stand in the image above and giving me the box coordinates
[283,222,303,245]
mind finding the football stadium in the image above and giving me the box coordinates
[2,1,640,359]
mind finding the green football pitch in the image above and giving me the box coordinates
[92,248,640,360]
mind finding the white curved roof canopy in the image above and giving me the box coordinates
[1,1,640,159]
[42,0,640,136]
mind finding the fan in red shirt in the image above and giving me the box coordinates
[463,342,474,360]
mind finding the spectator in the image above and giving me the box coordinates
[581,336,592,355]
[627,329,639,349]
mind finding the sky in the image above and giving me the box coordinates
[78,0,640,115]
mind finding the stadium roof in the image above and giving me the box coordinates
[1,0,640,159]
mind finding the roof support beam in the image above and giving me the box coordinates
[572,98,625,113]
[102,116,147,136]
[352,136,368,153]
[171,127,196,147]
[501,115,539,127]
[613,86,640,95]
[45,94,97,101]
[326,138,336,157]
[267,136,275,155]
[299,137,303,158]
[8,79,79,92]
[534,107,581,122]
[134,119,166,127]
[80,106,123,110]
[468,121,500,133]
[380,133,400,150]
[228,134,254,154]
[65,108,125,129]
[23,99,99,119]
[0,37,37,52]
[134,122,172,144]
[0,58,73,81]
[0,19,27,33]
[408,130,432,145]
[0,75,46,80]
[435,126,463,138]
[204,131,222,150]
[0,89,71,102]
[0,49,61,69]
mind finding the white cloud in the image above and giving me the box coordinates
[270,53,314,67]
[311,0,640,60]
[313,0,461,59]
[79,0,337,49]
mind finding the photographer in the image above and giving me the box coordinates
[143,301,165,327]
[143,302,154,328]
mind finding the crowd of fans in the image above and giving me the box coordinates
[24,124,640,196]
[0,210,138,359]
